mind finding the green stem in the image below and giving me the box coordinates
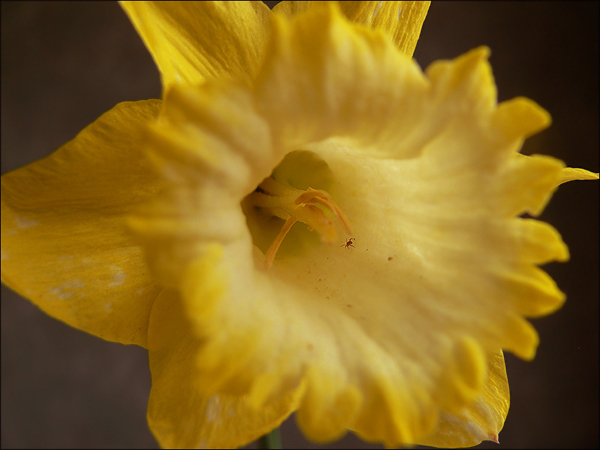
[258,427,282,449]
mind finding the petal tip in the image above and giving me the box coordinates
[558,167,600,185]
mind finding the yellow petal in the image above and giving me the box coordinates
[1,100,163,347]
[497,155,598,215]
[418,350,509,447]
[558,167,599,185]
[493,154,565,217]
[128,81,274,289]
[256,2,431,156]
[274,1,430,57]
[131,5,582,447]
[492,97,551,140]
[146,289,303,449]
[120,1,272,95]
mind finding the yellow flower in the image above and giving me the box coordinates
[1,2,598,448]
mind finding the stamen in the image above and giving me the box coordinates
[295,188,352,235]
[248,177,353,268]
[264,217,297,269]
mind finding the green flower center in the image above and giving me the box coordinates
[242,150,352,268]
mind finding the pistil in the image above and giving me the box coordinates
[247,177,352,269]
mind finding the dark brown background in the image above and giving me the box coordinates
[1,2,598,448]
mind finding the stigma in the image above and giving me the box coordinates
[246,177,352,269]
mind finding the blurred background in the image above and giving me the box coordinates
[1,1,598,448]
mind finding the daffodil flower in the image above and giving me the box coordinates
[1,2,598,449]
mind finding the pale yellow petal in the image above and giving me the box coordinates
[128,81,275,289]
[493,154,565,217]
[502,155,597,213]
[1,100,163,347]
[146,289,303,449]
[274,1,430,57]
[256,2,431,156]
[491,96,551,140]
[120,1,272,95]
[131,5,577,447]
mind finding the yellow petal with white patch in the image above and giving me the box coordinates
[418,350,509,447]
[130,5,593,448]
[1,100,163,347]
[121,1,272,95]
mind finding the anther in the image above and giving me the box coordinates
[247,178,353,269]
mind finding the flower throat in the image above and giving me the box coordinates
[243,150,352,269]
